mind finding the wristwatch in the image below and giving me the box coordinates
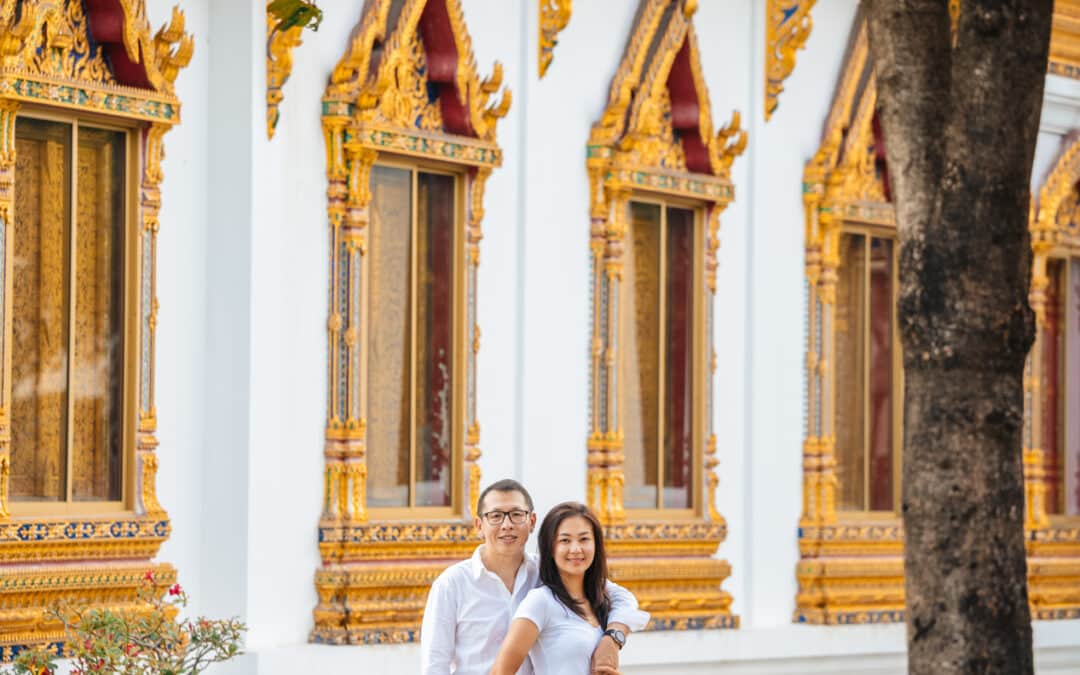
[603,628,626,649]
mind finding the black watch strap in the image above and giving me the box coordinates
[603,628,626,649]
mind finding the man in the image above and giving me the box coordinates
[420,479,643,674]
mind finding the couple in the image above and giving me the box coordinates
[420,479,649,674]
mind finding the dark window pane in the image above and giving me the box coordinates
[12,118,72,502]
[1044,260,1064,514]
[367,165,412,508]
[415,171,454,508]
[1066,260,1080,516]
[663,206,694,509]
[623,201,661,509]
[867,237,894,511]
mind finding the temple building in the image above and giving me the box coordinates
[0,0,1077,672]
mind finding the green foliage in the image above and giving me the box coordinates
[268,0,323,33]
[5,572,245,675]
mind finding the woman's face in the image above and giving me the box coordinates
[552,515,595,578]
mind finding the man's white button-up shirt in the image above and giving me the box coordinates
[419,545,643,675]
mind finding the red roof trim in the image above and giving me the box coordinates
[666,39,711,175]
[83,0,154,89]
[418,0,473,137]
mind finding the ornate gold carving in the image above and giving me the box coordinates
[0,1,191,656]
[0,2,191,125]
[376,30,445,133]
[0,562,176,657]
[0,0,111,83]
[326,0,509,146]
[539,0,572,79]
[315,0,506,645]
[765,0,816,121]
[266,10,303,139]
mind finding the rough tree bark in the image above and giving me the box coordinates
[864,1,1051,673]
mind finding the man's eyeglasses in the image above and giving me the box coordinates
[481,509,531,525]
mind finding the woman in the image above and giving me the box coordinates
[489,502,649,675]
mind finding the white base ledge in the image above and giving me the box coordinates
[190,619,1080,675]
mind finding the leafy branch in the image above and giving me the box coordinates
[268,0,323,33]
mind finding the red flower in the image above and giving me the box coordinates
[144,570,155,582]
[169,583,183,596]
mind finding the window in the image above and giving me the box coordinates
[313,0,511,645]
[833,231,900,513]
[1039,257,1080,517]
[11,115,131,511]
[366,164,460,512]
[622,200,701,514]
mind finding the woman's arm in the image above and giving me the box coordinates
[489,618,540,675]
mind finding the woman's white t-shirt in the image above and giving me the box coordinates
[512,586,605,675]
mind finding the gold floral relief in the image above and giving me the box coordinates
[0,0,114,85]
[623,89,687,172]
[376,31,444,133]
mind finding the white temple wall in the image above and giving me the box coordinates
[133,0,1080,672]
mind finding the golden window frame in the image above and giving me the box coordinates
[0,0,192,657]
[585,0,745,631]
[310,0,510,646]
[1026,138,1080,621]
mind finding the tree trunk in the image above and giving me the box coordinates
[864,1,1052,673]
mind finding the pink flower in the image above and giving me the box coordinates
[169,583,183,596]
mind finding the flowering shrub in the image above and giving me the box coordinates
[6,571,245,675]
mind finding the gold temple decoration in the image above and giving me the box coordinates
[1051,0,1080,79]
[0,0,191,656]
[266,6,304,139]
[539,0,572,78]
[796,12,912,625]
[312,0,509,646]
[765,0,816,121]
[586,0,744,631]
[797,12,1080,625]
[764,0,1080,121]
[1025,140,1080,621]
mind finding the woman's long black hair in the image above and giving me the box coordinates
[537,501,611,627]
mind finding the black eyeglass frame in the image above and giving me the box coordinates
[480,509,532,525]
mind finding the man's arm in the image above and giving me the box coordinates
[420,576,457,675]
[591,581,650,673]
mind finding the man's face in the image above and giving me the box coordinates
[474,489,536,557]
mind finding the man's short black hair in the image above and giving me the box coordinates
[476,478,534,516]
